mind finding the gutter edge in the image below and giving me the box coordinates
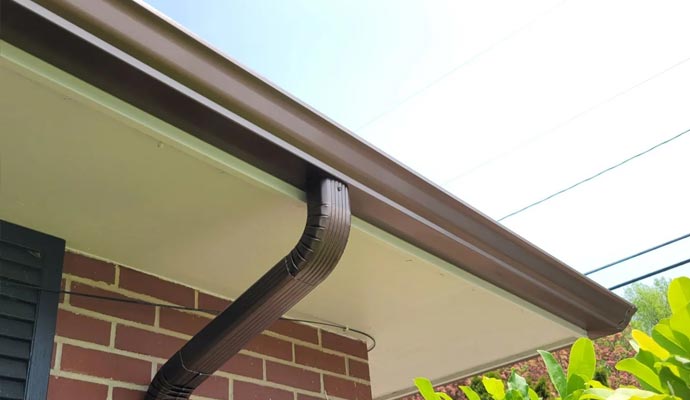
[4,0,635,338]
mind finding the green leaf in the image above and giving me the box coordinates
[414,378,452,400]
[668,304,690,342]
[633,330,670,360]
[663,311,690,365]
[580,387,613,399]
[507,371,529,399]
[483,376,506,400]
[414,378,439,400]
[587,380,608,389]
[505,389,525,400]
[565,388,583,400]
[653,320,690,358]
[658,366,690,399]
[538,350,567,398]
[616,358,665,393]
[527,388,539,400]
[568,337,596,381]
[668,277,690,315]
[672,355,690,367]
[636,349,660,371]
[459,386,482,400]
[582,387,677,399]
[665,356,690,383]
[655,362,680,379]
[566,374,585,397]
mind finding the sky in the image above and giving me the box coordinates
[143,0,690,294]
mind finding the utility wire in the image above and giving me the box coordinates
[443,55,690,185]
[497,127,690,222]
[608,257,690,291]
[584,232,690,276]
[0,279,376,352]
[352,0,569,133]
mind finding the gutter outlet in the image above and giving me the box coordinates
[146,178,351,399]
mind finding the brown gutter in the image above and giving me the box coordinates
[3,0,634,337]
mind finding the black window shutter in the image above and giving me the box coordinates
[0,220,65,400]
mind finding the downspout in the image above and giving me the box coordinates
[146,178,351,399]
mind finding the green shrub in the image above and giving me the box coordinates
[607,277,690,399]
[592,367,609,387]
[530,377,550,400]
[416,372,539,400]
[536,337,594,400]
[468,375,492,400]
[413,276,690,400]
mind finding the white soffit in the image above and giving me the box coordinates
[0,43,583,398]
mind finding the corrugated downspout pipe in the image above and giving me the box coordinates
[146,178,351,399]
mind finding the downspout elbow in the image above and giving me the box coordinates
[147,178,350,399]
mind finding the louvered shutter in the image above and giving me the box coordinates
[0,220,65,399]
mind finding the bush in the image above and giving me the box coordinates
[530,377,550,400]
[468,375,491,400]
[413,276,690,400]
[612,277,690,399]
[592,367,609,387]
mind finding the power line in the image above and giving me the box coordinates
[0,279,376,352]
[584,232,690,276]
[442,55,690,185]
[353,0,569,133]
[497,126,690,222]
[608,257,690,291]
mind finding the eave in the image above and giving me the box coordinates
[0,0,634,397]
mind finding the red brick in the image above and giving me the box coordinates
[321,331,368,359]
[56,309,111,345]
[269,319,319,344]
[198,292,231,312]
[356,383,373,400]
[295,345,345,374]
[115,325,185,359]
[245,334,293,361]
[298,395,325,400]
[196,375,229,399]
[159,308,211,336]
[112,387,146,400]
[48,376,108,399]
[324,377,371,400]
[220,353,263,379]
[119,268,195,307]
[69,282,155,325]
[61,344,151,385]
[348,358,370,381]
[324,375,357,400]
[233,381,293,400]
[266,361,321,392]
[63,252,116,284]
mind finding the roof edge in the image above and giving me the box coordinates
[4,0,635,336]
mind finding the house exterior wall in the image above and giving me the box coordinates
[48,251,372,400]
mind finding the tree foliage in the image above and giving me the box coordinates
[623,277,671,334]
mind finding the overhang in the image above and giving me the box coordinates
[0,0,634,398]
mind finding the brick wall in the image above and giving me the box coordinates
[48,252,372,400]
